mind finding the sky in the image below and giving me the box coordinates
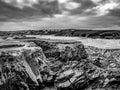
[0,0,120,31]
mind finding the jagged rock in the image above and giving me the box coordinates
[1,41,120,90]
[46,43,120,90]
[0,42,48,90]
[59,43,88,62]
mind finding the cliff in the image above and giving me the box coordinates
[44,42,120,90]
[0,42,48,90]
[0,41,120,90]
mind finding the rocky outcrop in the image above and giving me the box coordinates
[1,41,120,90]
[59,43,88,61]
[46,43,120,90]
[0,42,49,90]
[55,45,120,90]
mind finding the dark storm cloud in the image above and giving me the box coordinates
[0,0,119,21]
[74,0,96,9]
[0,0,120,31]
[0,0,61,21]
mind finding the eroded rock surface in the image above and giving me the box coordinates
[47,43,120,90]
[0,41,120,90]
[0,42,49,90]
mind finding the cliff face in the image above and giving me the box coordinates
[46,42,120,90]
[0,42,48,90]
[1,41,120,90]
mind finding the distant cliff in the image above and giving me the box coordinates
[1,29,120,39]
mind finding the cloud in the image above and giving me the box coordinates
[1,14,120,31]
[91,0,102,4]
[2,0,119,21]
[0,0,120,30]
[58,0,69,4]
[1,0,39,9]
[63,0,96,16]
[92,0,119,16]
[64,2,81,10]
[0,0,61,21]
[1,0,57,9]
[61,0,120,17]
[0,16,94,31]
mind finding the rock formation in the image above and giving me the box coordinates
[0,42,49,90]
[0,41,120,90]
